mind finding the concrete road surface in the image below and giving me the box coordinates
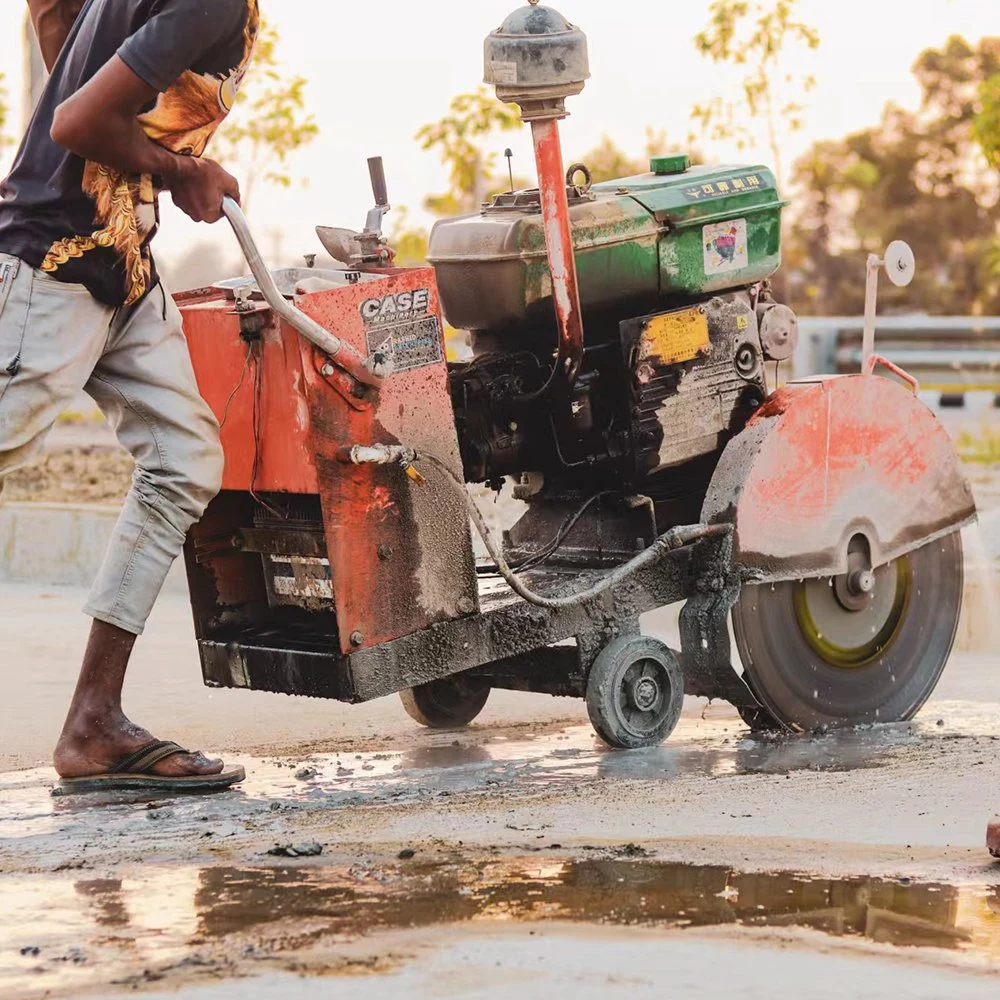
[2,580,1000,999]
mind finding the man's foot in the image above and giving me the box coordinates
[990,816,1000,859]
[54,708,225,780]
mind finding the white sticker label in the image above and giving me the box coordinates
[703,219,749,276]
[486,61,518,85]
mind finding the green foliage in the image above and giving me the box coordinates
[958,425,1000,465]
[976,74,1000,168]
[388,207,430,266]
[416,87,522,216]
[692,0,819,184]
[786,36,1000,317]
[216,20,319,213]
[579,130,702,184]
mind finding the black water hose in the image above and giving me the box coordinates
[416,452,732,611]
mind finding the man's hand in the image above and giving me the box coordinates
[167,157,241,224]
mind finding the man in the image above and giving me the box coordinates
[0,0,260,790]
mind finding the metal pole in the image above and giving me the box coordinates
[861,253,881,370]
[530,118,585,385]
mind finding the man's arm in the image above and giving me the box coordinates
[27,0,86,73]
[50,56,239,223]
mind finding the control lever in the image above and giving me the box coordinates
[220,196,387,387]
[366,156,390,232]
[316,155,394,266]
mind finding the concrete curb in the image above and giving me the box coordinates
[0,502,187,594]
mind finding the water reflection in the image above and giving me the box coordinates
[4,857,999,998]
[190,860,994,952]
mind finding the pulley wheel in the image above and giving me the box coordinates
[400,675,490,729]
[733,533,963,731]
[586,636,685,750]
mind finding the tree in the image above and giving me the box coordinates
[785,36,1000,317]
[692,0,820,186]
[388,208,431,267]
[415,87,522,216]
[215,20,319,215]
[976,73,1000,168]
[578,130,702,184]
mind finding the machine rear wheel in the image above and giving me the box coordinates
[587,636,685,750]
[400,676,490,729]
[732,533,964,731]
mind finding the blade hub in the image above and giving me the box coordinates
[834,568,877,611]
[795,558,911,669]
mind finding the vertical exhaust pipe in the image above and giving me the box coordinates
[485,1,590,386]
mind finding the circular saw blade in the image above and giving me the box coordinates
[732,533,964,731]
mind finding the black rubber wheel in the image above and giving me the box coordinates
[586,636,685,750]
[400,675,490,729]
[733,533,964,732]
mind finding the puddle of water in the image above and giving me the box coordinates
[2,858,999,996]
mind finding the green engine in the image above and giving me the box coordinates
[429,157,784,332]
[432,155,799,566]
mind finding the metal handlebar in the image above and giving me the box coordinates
[220,197,385,388]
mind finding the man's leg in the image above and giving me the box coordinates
[0,260,112,493]
[990,817,999,859]
[54,283,227,780]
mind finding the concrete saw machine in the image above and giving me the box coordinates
[178,2,976,748]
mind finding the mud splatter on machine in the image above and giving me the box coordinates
[179,2,975,748]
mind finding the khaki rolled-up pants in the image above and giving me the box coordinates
[0,254,223,634]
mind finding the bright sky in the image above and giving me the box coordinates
[0,0,994,272]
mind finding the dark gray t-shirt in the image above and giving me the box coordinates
[0,0,258,307]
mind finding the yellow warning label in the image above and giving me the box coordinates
[640,308,710,365]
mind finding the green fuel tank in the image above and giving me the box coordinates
[427,157,784,334]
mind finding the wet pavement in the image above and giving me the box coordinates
[3,702,1000,997]
[3,855,1000,997]
[3,450,1000,996]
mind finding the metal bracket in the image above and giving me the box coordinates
[678,532,760,708]
[312,348,373,412]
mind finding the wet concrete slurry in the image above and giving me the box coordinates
[3,703,1000,997]
[3,703,998,848]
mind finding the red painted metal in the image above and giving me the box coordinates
[182,304,320,495]
[179,268,479,655]
[706,374,976,580]
[864,353,920,393]
[531,117,585,384]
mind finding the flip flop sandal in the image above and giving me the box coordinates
[57,740,246,794]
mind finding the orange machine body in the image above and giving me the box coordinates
[177,267,478,657]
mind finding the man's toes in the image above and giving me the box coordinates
[156,751,225,777]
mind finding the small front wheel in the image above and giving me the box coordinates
[586,636,685,750]
[400,675,490,730]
